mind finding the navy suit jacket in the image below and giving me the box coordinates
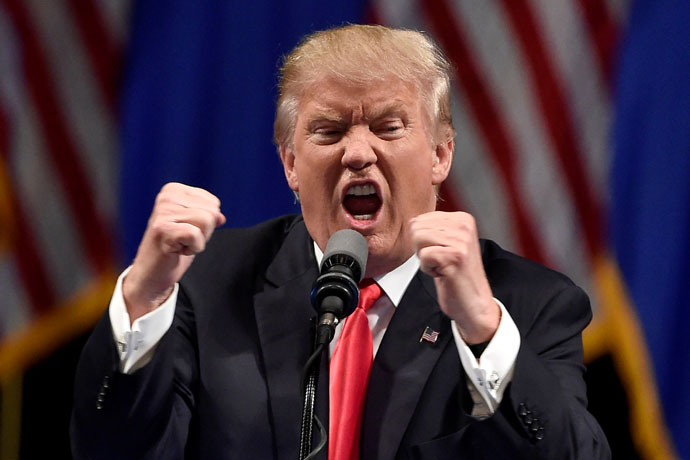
[71,214,610,459]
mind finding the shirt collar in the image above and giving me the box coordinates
[313,241,419,307]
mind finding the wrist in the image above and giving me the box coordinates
[454,299,501,344]
[122,271,175,324]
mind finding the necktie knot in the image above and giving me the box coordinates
[358,279,382,312]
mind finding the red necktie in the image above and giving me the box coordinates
[329,279,382,460]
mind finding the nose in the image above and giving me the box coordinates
[341,127,377,170]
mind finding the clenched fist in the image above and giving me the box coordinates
[409,211,500,344]
[123,183,226,323]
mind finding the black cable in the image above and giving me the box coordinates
[299,372,316,459]
[300,343,325,393]
[304,414,327,460]
[299,343,326,460]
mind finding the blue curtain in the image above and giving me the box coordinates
[612,0,690,457]
[118,0,367,262]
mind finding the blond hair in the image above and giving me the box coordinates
[274,24,454,149]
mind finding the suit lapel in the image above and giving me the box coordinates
[360,273,452,460]
[253,220,324,460]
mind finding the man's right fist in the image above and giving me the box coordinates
[123,183,226,323]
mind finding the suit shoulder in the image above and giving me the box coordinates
[481,239,585,304]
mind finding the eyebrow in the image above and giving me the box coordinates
[303,104,345,125]
[365,101,409,121]
[306,113,343,124]
[306,100,410,126]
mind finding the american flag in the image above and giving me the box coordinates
[420,326,439,344]
[0,1,684,459]
[0,1,130,382]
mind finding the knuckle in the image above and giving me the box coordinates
[461,213,477,229]
[454,244,469,259]
[148,218,170,237]
[198,210,217,232]
[449,251,465,266]
[160,182,180,196]
[155,190,175,207]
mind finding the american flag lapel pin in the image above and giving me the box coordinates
[419,326,440,344]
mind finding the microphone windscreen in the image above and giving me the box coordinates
[321,229,368,282]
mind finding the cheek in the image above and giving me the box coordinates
[295,152,340,199]
[387,154,437,210]
[397,152,434,186]
[294,151,320,184]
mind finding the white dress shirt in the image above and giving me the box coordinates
[110,243,520,416]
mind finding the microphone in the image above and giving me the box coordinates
[310,229,368,346]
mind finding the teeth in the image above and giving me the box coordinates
[346,184,376,196]
[352,214,374,220]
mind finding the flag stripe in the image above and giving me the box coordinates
[91,0,131,46]
[26,0,119,227]
[499,0,604,258]
[445,84,519,253]
[604,0,629,25]
[4,72,95,304]
[517,1,608,298]
[437,181,464,213]
[2,0,114,273]
[364,2,383,25]
[421,0,547,264]
[66,0,121,110]
[0,156,55,313]
[530,0,612,200]
[574,0,619,87]
[371,0,424,30]
[0,104,55,314]
[448,0,590,282]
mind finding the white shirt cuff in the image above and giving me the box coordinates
[452,298,520,414]
[109,266,179,374]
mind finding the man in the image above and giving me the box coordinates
[71,25,610,459]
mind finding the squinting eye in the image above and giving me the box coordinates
[311,127,344,144]
[375,122,404,138]
[316,129,341,136]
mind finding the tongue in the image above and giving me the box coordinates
[343,195,381,216]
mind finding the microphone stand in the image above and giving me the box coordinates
[299,310,340,460]
[300,229,366,459]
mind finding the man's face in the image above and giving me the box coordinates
[280,77,453,277]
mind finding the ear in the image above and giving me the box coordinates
[279,144,299,192]
[431,137,454,185]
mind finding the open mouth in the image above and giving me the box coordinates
[343,183,382,221]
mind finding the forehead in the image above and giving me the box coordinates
[297,76,423,120]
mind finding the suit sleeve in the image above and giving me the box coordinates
[407,284,610,460]
[70,286,198,460]
[490,284,609,458]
